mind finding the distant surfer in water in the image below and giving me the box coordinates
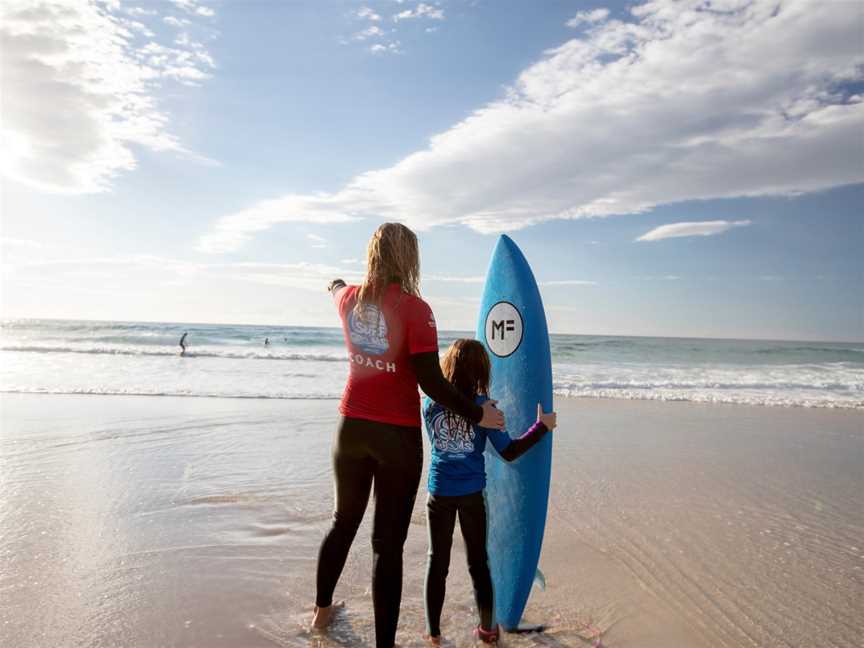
[311,223,505,648]
[422,339,557,645]
[179,331,188,356]
[264,337,270,346]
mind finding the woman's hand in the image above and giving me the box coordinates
[537,403,557,430]
[327,279,346,293]
[480,400,505,430]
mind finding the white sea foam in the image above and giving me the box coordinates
[552,362,864,409]
[2,320,863,409]
[0,344,346,362]
[0,387,341,400]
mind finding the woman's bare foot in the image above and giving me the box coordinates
[310,601,343,631]
[423,634,442,646]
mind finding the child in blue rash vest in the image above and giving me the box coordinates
[422,339,557,645]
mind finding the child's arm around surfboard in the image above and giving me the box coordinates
[482,400,557,462]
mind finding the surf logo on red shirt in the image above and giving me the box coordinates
[348,304,390,355]
[430,407,475,456]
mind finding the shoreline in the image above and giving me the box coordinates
[2,389,862,411]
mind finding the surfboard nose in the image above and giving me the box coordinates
[488,234,543,299]
[491,234,529,268]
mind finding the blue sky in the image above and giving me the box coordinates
[1,0,862,341]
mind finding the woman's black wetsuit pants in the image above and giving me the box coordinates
[315,416,423,648]
[424,491,494,637]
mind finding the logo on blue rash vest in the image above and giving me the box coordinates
[348,304,389,355]
[430,408,475,456]
[484,301,523,358]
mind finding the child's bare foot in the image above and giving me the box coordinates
[310,601,343,631]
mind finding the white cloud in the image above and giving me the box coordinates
[357,6,382,21]
[393,3,444,21]
[0,237,47,251]
[126,19,155,37]
[0,0,217,194]
[8,255,366,291]
[169,0,215,17]
[307,233,327,248]
[636,220,752,242]
[11,254,207,276]
[420,274,597,286]
[199,0,864,252]
[425,274,485,283]
[215,262,363,289]
[196,195,360,253]
[540,279,598,286]
[163,15,190,28]
[370,40,401,54]
[139,41,216,83]
[566,8,610,28]
[354,25,385,41]
[127,7,157,17]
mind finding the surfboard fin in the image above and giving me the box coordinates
[533,568,546,591]
[504,623,546,634]
[501,571,549,634]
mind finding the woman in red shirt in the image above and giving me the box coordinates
[312,223,504,648]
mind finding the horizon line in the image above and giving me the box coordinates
[2,315,861,346]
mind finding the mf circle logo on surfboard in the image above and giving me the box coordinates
[484,301,523,357]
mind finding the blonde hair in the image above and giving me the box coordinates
[355,223,420,314]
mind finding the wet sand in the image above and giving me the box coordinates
[0,393,861,647]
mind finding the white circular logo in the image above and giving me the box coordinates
[484,301,523,357]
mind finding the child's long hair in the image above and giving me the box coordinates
[441,339,491,400]
[355,223,420,316]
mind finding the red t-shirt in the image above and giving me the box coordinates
[336,283,439,427]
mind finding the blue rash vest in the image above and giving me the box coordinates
[424,395,512,496]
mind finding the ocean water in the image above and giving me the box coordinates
[1,318,862,409]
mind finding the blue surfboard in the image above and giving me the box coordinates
[476,235,553,630]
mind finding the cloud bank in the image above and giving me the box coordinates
[199,0,858,252]
[637,220,751,241]
[0,0,216,194]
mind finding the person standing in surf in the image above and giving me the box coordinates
[312,223,505,648]
[422,339,557,645]
[179,331,188,356]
